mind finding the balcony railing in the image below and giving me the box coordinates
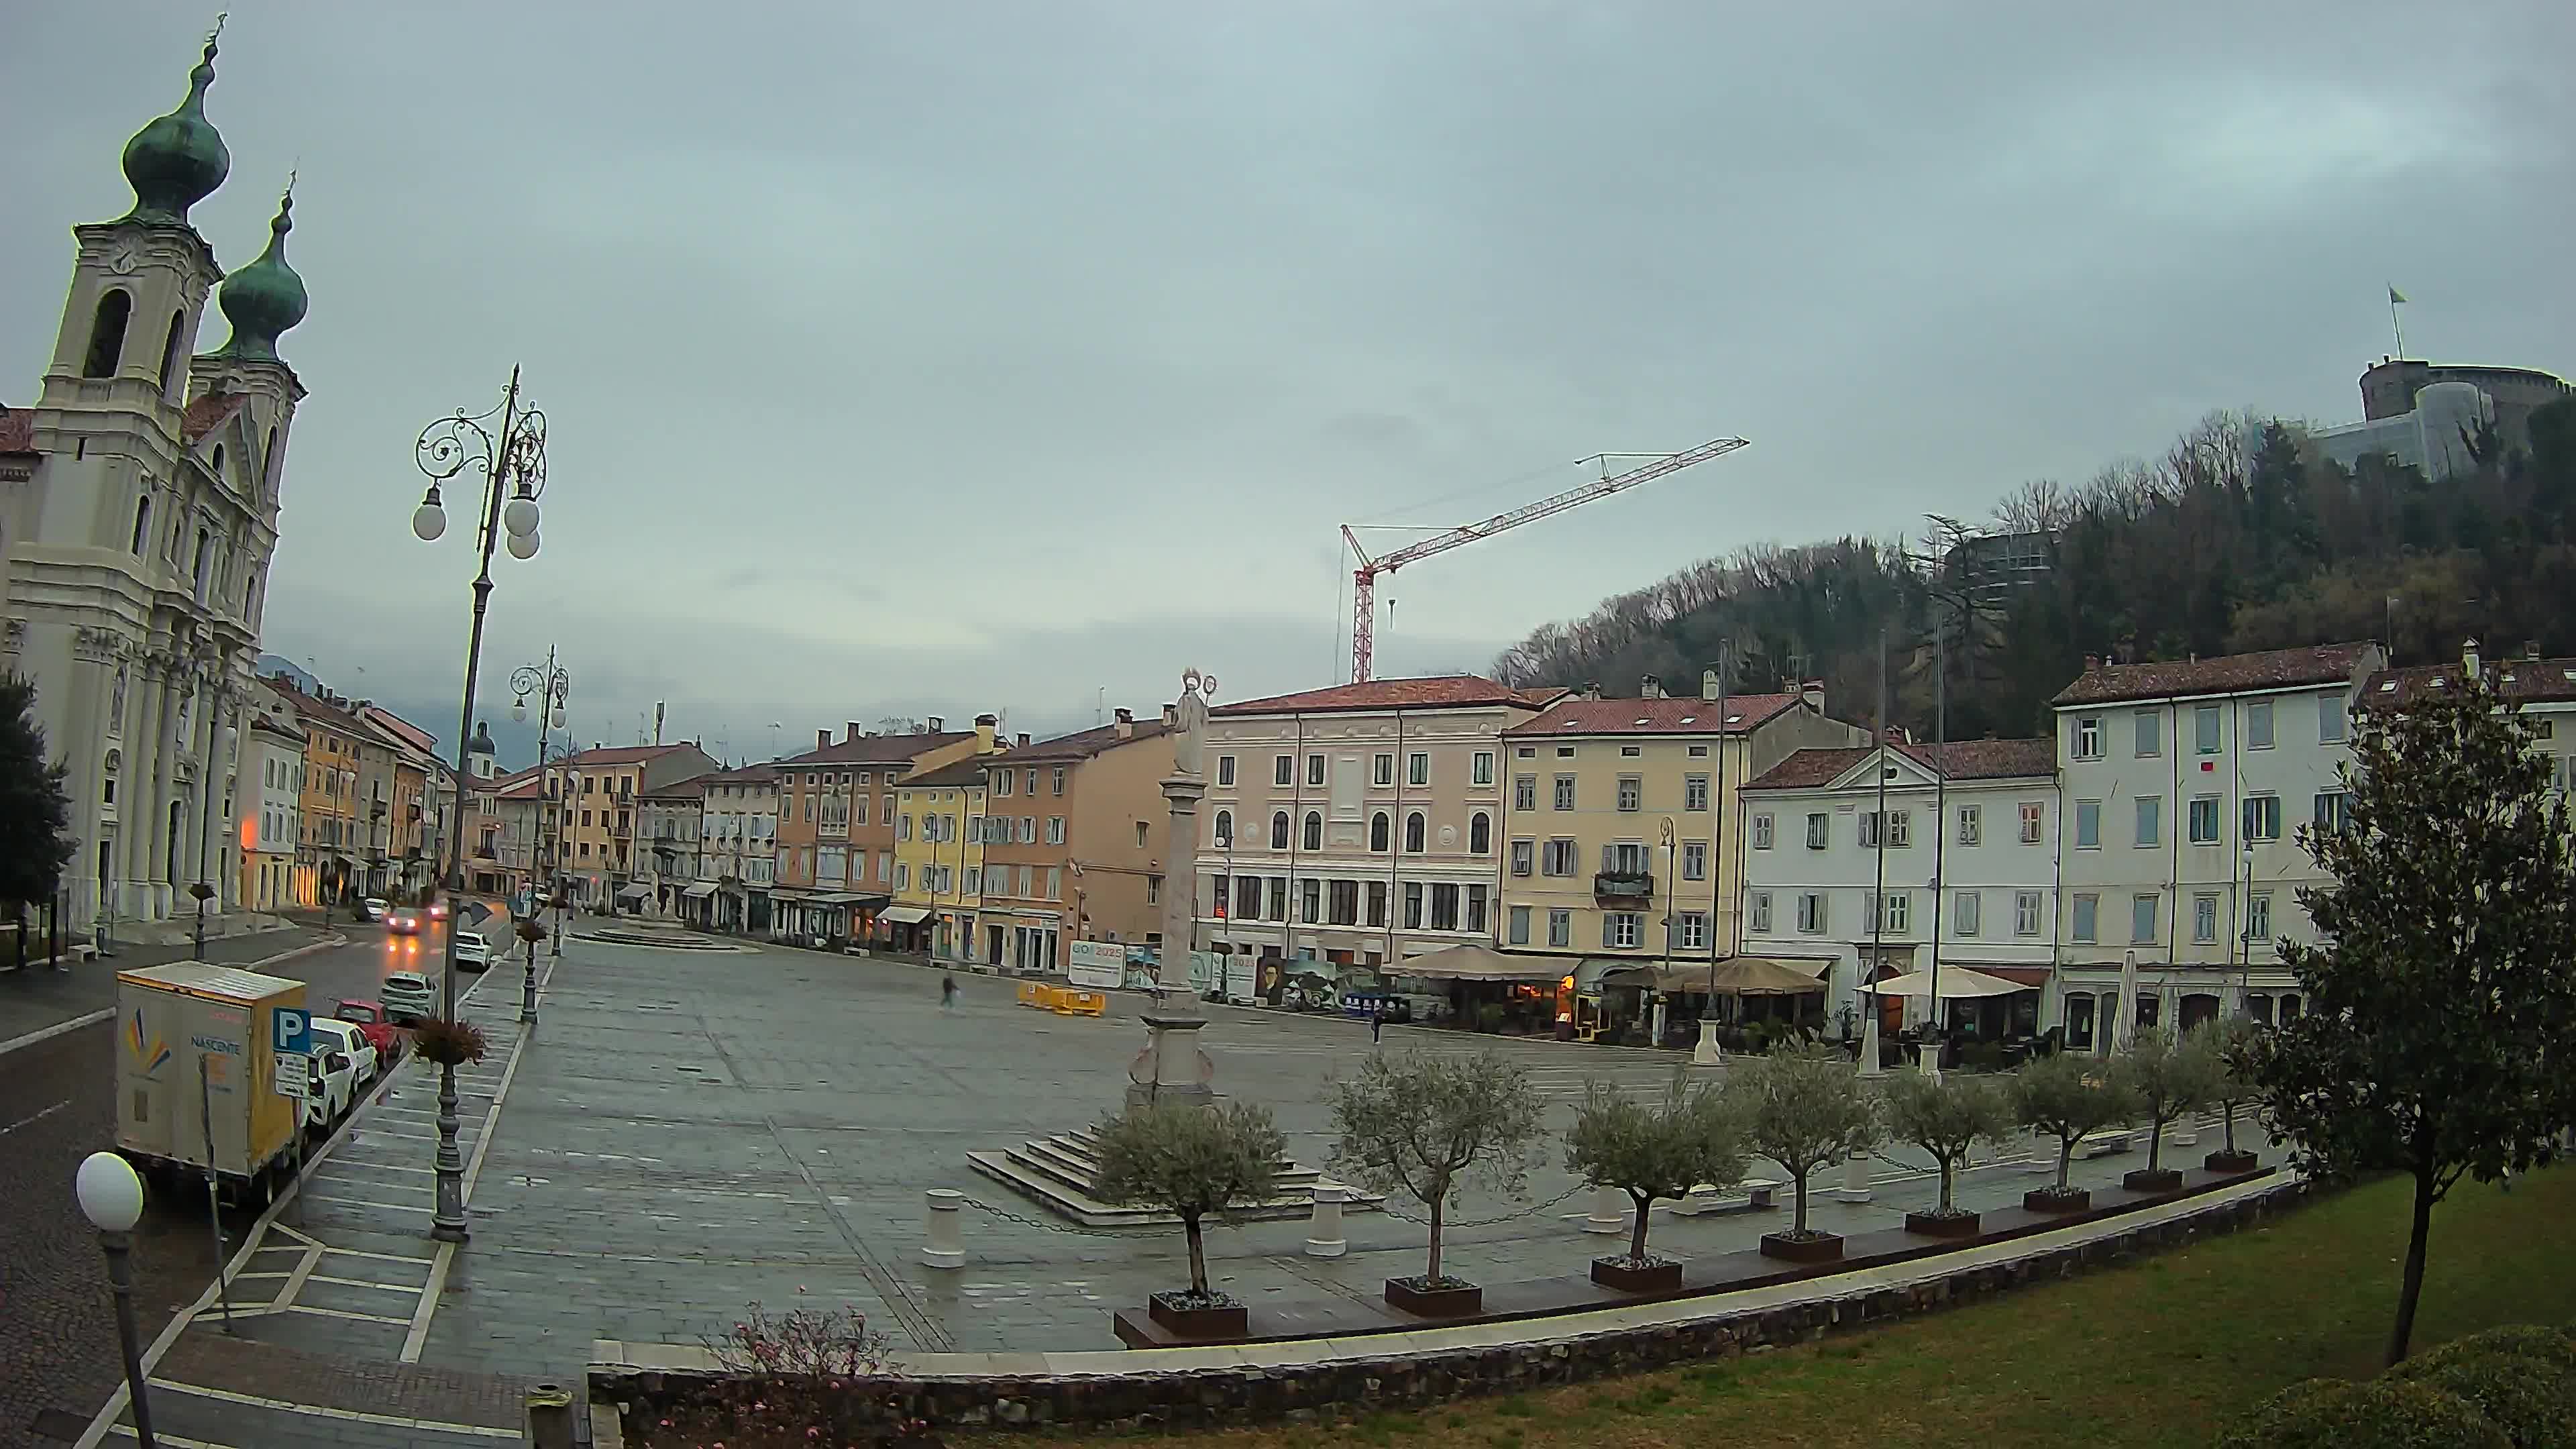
[1593,871,1654,902]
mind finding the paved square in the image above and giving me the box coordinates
[417,938,2266,1385]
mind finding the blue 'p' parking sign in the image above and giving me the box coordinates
[272,1006,312,1055]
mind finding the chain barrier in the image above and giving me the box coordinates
[1375,1182,1589,1230]
[955,1194,1151,1237]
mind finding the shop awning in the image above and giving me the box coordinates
[1387,944,1566,982]
[1952,963,2051,988]
[880,905,932,924]
[1867,965,2027,999]
[616,884,651,901]
[681,882,717,899]
[810,893,889,908]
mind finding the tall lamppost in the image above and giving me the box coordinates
[410,367,549,1243]
[76,1150,156,1448]
[512,649,570,932]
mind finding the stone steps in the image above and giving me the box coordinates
[966,1132,1377,1228]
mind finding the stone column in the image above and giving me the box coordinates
[126,660,171,919]
[1127,669,1218,1112]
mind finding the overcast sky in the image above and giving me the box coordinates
[7,1,2571,765]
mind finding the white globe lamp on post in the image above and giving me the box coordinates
[76,1150,157,1447]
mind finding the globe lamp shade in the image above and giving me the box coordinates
[76,1150,144,1232]
[412,500,447,543]
[513,697,527,722]
[505,529,539,561]
[502,494,540,539]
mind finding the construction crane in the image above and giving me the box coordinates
[1341,436,1750,683]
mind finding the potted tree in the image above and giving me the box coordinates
[1881,1069,2012,1238]
[1564,1072,1750,1291]
[2112,1025,2220,1193]
[1091,1101,1285,1338]
[1730,1042,1882,1263]
[2196,1017,2265,1174]
[2010,1051,2135,1213]
[1328,1051,1546,1316]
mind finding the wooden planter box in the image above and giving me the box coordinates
[2204,1149,2261,1175]
[2024,1187,2091,1214]
[1903,1210,1982,1239]
[1146,1293,1247,1338]
[1758,1231,1844,1264]
[1384,1278,1483,1317]
[2123,1167,2185,1193]
[1589,1256,1684,1293]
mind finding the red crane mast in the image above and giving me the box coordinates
[1342,436,1750,683]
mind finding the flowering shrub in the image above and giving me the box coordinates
[407,1016,488,1067]
[637,1297,939,1447]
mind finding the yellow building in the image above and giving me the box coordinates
[262,678,362,908]
[890,734,1000,960]
[1496,679,1864,1005]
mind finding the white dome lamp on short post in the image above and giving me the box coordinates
[408,367,549,1245]
[76,1150,158,1447]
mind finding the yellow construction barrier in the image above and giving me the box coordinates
[1016,981,1045,1008]
[1052,989,1106,1018]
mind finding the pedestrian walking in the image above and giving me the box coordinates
[1371,1008,1385,1044]
[941,974,958,1011]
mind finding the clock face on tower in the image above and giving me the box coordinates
[107,242,140,276]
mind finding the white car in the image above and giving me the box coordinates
[303,1042,358,1130]
[453,931,491,973]
[361,897,389,922]
[380,970,436,1024]
[309,1017,380,1083]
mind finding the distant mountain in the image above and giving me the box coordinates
[254,653,321,694]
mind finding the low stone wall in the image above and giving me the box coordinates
[594,1178,2312,1434]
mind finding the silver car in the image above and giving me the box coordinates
[379,969,435,1024]
[453,932,491,973]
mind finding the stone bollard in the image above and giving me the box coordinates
[1304,1182,1349,1258]
[524,1381,576,1449]
[1833,1149,1872,1203]
[2174,1116,2198,1148]
[1583,1184,1627,1234]
[922,1189,967,1269]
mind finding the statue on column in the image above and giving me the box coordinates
[1171,667,1216,777]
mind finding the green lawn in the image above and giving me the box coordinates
[1012,1166,2576,1449]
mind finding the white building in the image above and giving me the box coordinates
[1195,676,1560,973]
[1737,738,2061,1040]
[2050,642,2384,1046]
[241,708,303,911]
[1,32,309,934]
[694,764,778,932]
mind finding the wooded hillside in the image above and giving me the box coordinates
[1490,396,2576,741]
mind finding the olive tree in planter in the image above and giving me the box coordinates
[1729,1042,1881,1263]
[1563,1071,1750,1291]
[2111,1025,2221,1192]
[1328,1050,1546,1316]
[1880,1069,2012,1238]
[1091,1100,1285,1338]
[2010,1051,2135,1213]
[2196,1017,2265,1174]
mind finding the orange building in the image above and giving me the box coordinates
[771,716,995,943]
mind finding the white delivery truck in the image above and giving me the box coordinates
[114,962,310,1206]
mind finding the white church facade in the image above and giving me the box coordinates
[0,25,311,935]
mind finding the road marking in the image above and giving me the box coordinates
[319,1159,436,1174]
[280,1303,412,1324]
[304,1194,432,1212]
[319,1244,433,1265]
[307,1273,424,1293]
[0,1008,112,1059]
[144,1380,521,1437]
[0,1098,71,1136]
[109,1427,234,1448]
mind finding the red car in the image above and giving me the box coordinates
[333,998,403,1061]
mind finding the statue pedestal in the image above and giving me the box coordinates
[1125,1014,1215,1110]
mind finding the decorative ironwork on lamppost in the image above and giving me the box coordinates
[512,650,572,962]
[410,368,548,1244]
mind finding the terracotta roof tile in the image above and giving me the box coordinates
[1214,675,1549,717]
[2364,657,2576,708]
[0,407,33,453]
[902,755,1000,790]
[775,730,973,767]
[697,763,782,786]
[1503,694,1803,738]
[1744,738,2056,792]
[639,773,714,800]
[2051,643,2377,707]
[1002,719,1173,763]
[562,743,696,767]
[180,392,248,445]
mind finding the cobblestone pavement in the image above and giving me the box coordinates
[0,928,337,1449]
[415,938,2279,1385]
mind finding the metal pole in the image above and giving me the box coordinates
[195,1057,237,1331]
[1870,627,1889,1045]
[430,367,523,1244]
[1703,643,1729,1013]
[1925,614,1947,1074]
[99,1230,158,1448]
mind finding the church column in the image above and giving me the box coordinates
[195,688,233,911]
[150,660,193,920]
[122,659,170,920]
[59,644,116,932]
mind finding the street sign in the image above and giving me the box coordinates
[272,1053,310,1099]
[271,1006,312,1056]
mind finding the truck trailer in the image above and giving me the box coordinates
[114,962,308,1206]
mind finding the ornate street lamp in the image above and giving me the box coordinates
[409,368,547,1243]
[77,1151,157,1447]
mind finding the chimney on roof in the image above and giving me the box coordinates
[974,713,998,751]
[1582,681,1601,702]
[926,716,944,733]
[1016,732,1030,747]
[2526,640,2542,660]
[816,729,830,751]
[1114,707,1134,739]
[1701,669,1720,702]
[2463,637,2481,679]
[1161,702,1178,727]
[846,721,863,743]
[1803,678,1827,713]
[1641,674,1663,699]
[2084,653,2100,672]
